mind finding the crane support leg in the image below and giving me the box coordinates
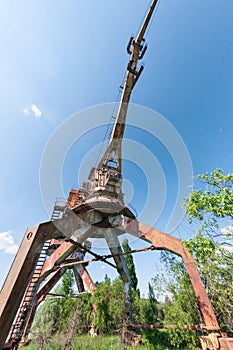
[104,229,132,321]
[123,219,220,331]
[0,217,96,348]
[73,266,85,293]
[73,265,96,293]
[0,225,50,348]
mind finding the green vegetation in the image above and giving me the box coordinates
[25,334,176,350]
[30,169,233,349]
[122,239,139,294]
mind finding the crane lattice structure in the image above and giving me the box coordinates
[0,1,233,349]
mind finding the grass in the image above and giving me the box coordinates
[24,334,177,350]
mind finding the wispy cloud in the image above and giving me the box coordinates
[0,231,19,254]
[23,103,42,117]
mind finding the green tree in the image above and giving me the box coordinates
[156,169,233,348]
[184,169,233,250]
[32,269,76,338]
[183,169,233,334]
[58,269,76,328]
[93,276,113,334]
[185,169,233,222]
[122,239,139,294]
[158,250,205,349]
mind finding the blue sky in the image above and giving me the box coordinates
[0,0,233,297]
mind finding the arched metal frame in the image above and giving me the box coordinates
[0,211,220,348]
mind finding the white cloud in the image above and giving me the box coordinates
[22,107,30,115]
[23,103,42,117]
[31,104,42,117]
[0,231,19,254]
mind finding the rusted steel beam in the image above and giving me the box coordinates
[104,229,132,321]
[0,224,56,349]
[122,219,220,331]
[59,245,152,267]
[74,241,117,269]
[23,264,96,343]
[73,265,96,293]
[37,267,67,304]
[0,218,95,348]
[73,265,85,293]
[39,241,77,279]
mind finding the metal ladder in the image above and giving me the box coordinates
[50,198,66,221]
[6,199,67,348]
[8,240,51,345]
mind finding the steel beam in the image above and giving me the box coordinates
[73,265,96,293]
[0,224,52,348]
[104,229,132,320]
[0,217,95,348]
[73,266,85,293]
[122,219,220,331]
[39,241,77,280]
[37,267,68,305]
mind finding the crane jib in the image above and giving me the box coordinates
[97,0,158,173]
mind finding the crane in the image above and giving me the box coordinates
[1,1,231,349]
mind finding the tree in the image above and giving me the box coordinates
[184,169,233,248]
[58,269,77,328]
[155,169,233,348]
[122,239,139,294]
[185,169,233,221]
[183,169,233,333]
[93,275,114,334]
[32,269,76,339]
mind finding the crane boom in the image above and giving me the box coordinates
[98,0,158,173]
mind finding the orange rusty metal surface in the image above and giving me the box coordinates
[219,338,233,350]
[67,188,80,208]
[79,266,96,293]
[40,241,77,279]
[37,267,67,304]
[0,221,64,349]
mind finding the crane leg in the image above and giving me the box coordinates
[0,225,50,348]
[104,229,132,321]
[0,218,95,348]
[123,218,220,331]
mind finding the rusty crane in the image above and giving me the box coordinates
[0,1,233,349]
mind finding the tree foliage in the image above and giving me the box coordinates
[155,169,233,348]
[185,169,233,221]
[93,276,124,334]
[122,239,139,294]
[32,269,77,339]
